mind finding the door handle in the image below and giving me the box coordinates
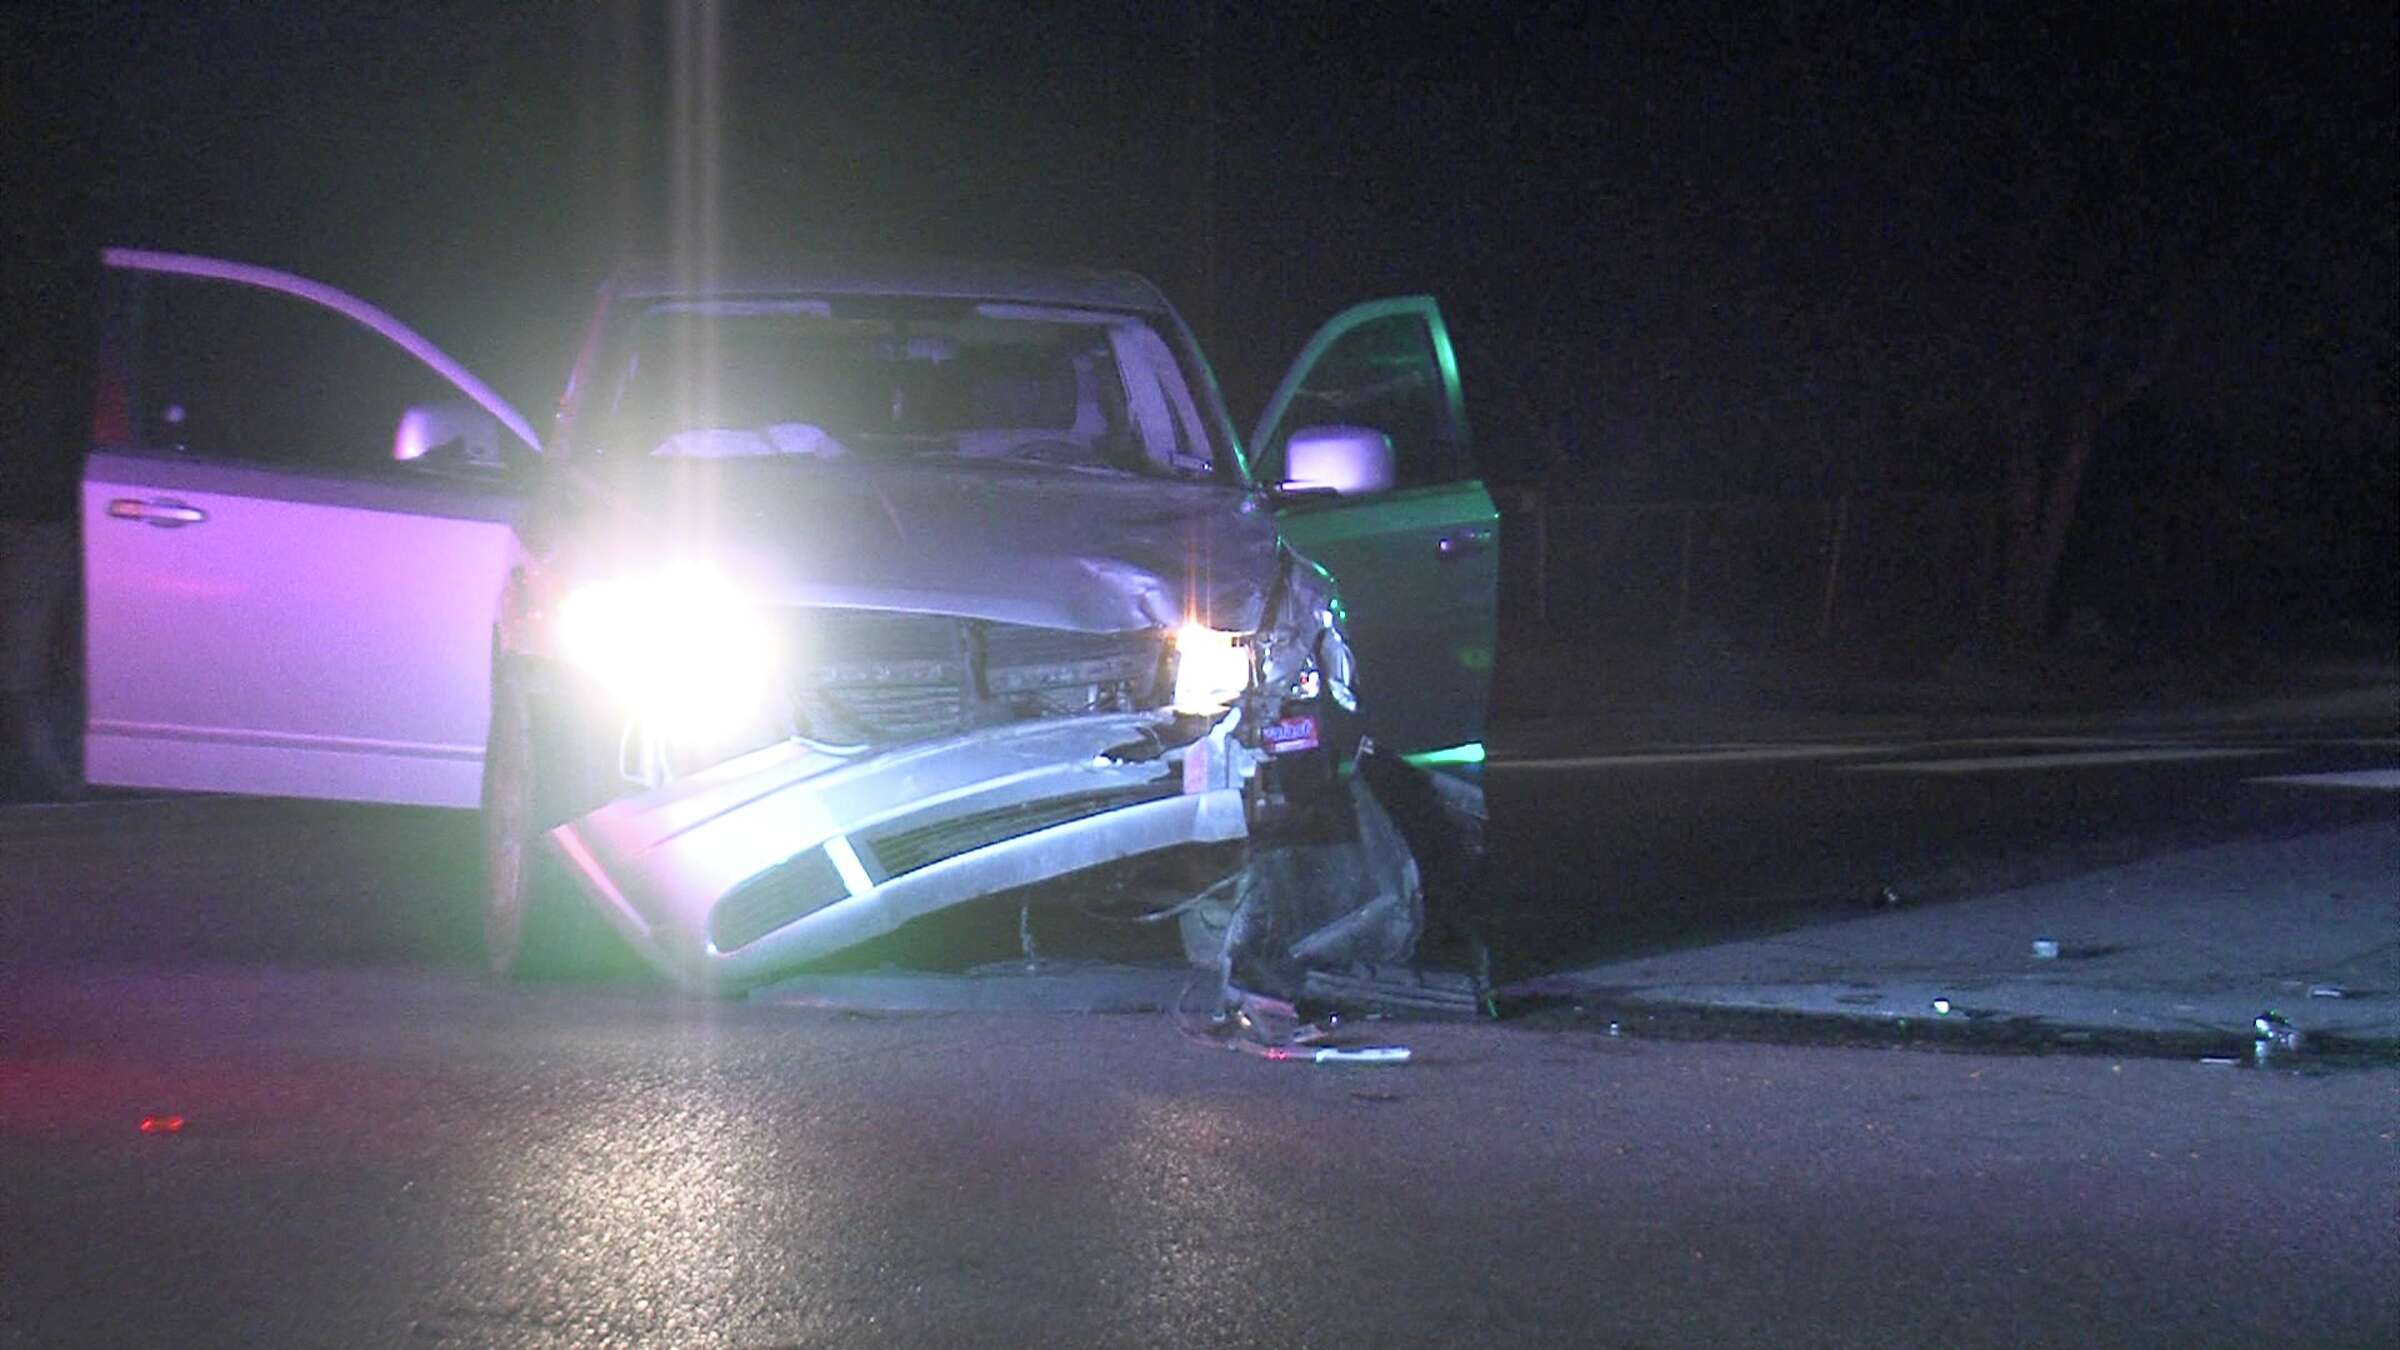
[1436,526,1493,559]
[107,498,209,529]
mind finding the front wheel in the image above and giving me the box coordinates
[479,664,632,980]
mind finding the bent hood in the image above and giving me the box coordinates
[594,459,1283,633]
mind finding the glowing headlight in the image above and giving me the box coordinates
[1172,622,1252,715]
[556,564,775,732]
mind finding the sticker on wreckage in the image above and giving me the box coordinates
[1263,714,1320,754]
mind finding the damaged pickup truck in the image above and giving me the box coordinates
[78,252,1497,995]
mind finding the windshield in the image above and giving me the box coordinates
[592,297,1223,479]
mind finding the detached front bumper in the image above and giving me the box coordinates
[544,711,1250,992]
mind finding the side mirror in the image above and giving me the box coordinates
[392,401,505,475]
[1280,424,1395,497]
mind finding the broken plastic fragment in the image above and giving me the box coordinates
[2308,985,2346,999]
[2031,939,2060,960]
[1264,1045,1410,1065]
[2253,1011,2305,1057]
[1931,998,1952,1015]
[138,1115,186,1135]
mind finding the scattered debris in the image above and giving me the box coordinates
[1869,885,1903,909]
[1172,976,1412,1065]
[2254,1011,2303,1047]
[2253,1010,2305,1064]
[2309,985,2347,1000]
[1264,1045,1411,1065]
[138,1115,186,1135]
[1226,987,1312,1046]
[1221,776,1425,1001]
[2031,939,2060,960]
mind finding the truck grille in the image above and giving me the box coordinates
[783,610,1165,746]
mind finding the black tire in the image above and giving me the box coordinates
[479,662,638,980]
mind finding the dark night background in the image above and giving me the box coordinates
[3,0,2392,648]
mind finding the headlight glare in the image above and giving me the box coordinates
[1172,622,1252,715]
[557,564,775,733]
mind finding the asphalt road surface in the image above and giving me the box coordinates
[4,716,2396,1347]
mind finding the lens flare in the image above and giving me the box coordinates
[557,565,775,734]
[1172,622,1251,714]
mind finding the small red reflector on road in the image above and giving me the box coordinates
[138,1115,186,1134]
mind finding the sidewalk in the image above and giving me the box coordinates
[1530,818,2400,1050]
